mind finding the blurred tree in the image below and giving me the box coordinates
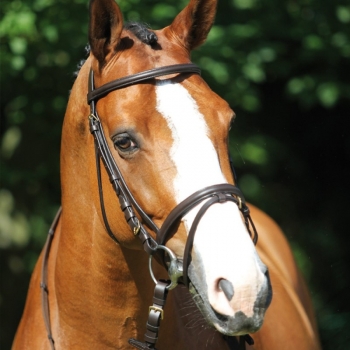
[1,0,349,349]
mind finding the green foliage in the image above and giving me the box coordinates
[1,0,349,349]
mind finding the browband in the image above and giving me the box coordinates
[87,63,201,104]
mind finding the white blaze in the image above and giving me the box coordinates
[155,81,264,318]
[155,80,227,200]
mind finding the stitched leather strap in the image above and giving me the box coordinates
[129,280,170,349]
[87,63,201,104]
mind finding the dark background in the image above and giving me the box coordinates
[1,0,349,349]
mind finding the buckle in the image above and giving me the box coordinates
[149,306,164,320]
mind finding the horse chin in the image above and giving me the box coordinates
[187,268,265,336]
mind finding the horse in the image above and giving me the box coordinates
[13,0,321,349]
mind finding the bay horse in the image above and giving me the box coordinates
[13,0,321,349]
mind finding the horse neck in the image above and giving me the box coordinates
[54,61,154,343]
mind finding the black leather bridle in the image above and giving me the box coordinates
[41,63,257,350]
[87,63,257,261]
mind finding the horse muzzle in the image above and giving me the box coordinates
[188,253,272,336]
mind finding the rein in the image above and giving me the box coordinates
[41,63,257,350]
[40,207,61,350]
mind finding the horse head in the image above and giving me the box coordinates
[62,0,272,342]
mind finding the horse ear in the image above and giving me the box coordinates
[169,0,217,50]
[88,0,124,67]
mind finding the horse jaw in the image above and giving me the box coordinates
[155,79,272,335]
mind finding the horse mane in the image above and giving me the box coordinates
[73,22,157,78]
[124,21,158,45]
[73,45,91,78]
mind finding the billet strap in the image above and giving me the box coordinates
[40,207,62,350]
[87,63,201,104]
[129,280,170,349]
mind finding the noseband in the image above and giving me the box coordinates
[87,63,257,349]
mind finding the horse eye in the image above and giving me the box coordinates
[113,133,138,154]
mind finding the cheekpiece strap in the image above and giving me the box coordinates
[88,113,158,254]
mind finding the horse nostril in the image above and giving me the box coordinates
[218,279,234,301]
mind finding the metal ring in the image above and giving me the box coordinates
[148,245,179,290]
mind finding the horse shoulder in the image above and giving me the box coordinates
[249,204,321,349]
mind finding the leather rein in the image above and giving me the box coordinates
[41,63,257,350]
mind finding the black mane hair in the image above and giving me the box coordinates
[124,21,158,45]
